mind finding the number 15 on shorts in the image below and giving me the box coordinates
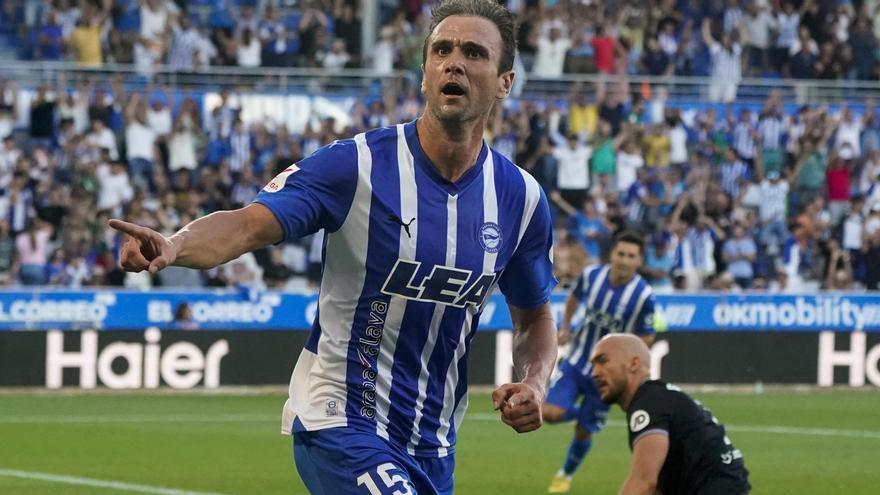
[356,463,414,495]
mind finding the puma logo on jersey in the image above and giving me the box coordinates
[388,214,416,238]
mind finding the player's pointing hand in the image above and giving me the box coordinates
[109,219,178,274]
[492,381,544,433]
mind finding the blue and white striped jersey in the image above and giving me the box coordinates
[564,264,656,374]
[254,121,556,458]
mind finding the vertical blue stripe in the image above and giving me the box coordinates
[343,126,401,430]
[415,162,487,453]
[620,280,642,332]
[384,142,451,449]
[576,277,615,371]
[445,152,527,447]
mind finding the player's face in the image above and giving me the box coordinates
[421,16,514,125]
[609,241,643,281]
[590,344,628,405]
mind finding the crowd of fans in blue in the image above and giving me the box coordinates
[0,0,878,292]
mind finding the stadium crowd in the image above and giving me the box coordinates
[5,0,880,83]
[0,0,878,292]
[3,0,880,84]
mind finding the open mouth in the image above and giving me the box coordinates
[441,82,466,96]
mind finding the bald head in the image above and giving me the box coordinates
[599,334,651,370]
[590,334,652,408]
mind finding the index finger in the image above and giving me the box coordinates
[108,219,153,239]
[505,390,536,409]
[492,384,517,410]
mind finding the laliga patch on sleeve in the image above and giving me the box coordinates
[629,410,650,432]
[263,164,300,193]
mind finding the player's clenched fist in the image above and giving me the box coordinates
[109,219,178,274]
[492,381,544,433]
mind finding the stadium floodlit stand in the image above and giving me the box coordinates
[0,0,877,292]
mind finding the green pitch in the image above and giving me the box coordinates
[1,389,878,494]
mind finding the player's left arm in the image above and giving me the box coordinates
[618,433,669,495]
[494,183,558,433]
[492,302,558,433]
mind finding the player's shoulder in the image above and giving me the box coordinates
[633,273,655,295]
[301,136,360,167]
[306,124,399,161]
[582,263,608,281]
[362,123,401,145]
[626,381,675,433]
[632,379,675,405]
[489,146,542,195]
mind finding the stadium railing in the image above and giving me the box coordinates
[2,60,880,104]
[0,60,410,96]
[521,73,880,104]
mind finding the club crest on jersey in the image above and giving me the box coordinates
[263,164,300,193]
[478,222,502,253]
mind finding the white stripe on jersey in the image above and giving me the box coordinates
[437,150,498,456]
[513,168,542,252]
[375,124,418,441]
[567,266,608,367]
[586,290,616,364]
[282,132,372,433]
[624,285,652,334]
[407,193,458,455]
[614,277,640,323]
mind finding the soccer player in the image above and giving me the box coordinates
[591,334,751,495]
[543,231,656,493]
[109,1,558,494]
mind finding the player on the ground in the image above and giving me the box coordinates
[109,1,558,493]
[543,231,656,493]
[591,334,751,495]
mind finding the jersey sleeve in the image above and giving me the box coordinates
[627,385,672,448]
[633,289,657,336]
[498,187,558,308]
[253,140,359,242]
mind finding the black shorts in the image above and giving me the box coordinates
[693,475,751,495]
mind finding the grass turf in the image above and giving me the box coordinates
[1,390,878,494]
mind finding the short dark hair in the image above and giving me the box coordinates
[422,0,518,74]
[611,230,646,255]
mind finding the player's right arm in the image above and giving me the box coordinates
[557,291,580,346]
[618,434,668,495]
[112,138,359,273]
[559,269,588,346]
[111,204,283,273]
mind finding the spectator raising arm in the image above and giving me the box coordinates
[550,190,579,217]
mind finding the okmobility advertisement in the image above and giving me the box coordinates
[0,290,878,389]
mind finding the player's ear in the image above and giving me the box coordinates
[421,65,427,95]
[496,70,514,100]
[629,356,641,373]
